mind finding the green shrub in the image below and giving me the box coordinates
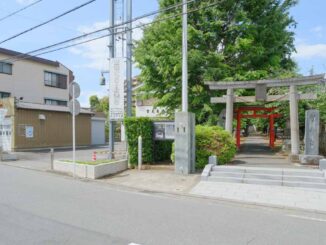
[196,125,236,168]
[124,117,154,166]
[154,140,173,162]
[171,125,236,169]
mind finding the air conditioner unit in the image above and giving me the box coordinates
[39,114,46,120]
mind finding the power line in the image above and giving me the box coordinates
[0,0,198,63]
[9,1,221,62]
[0,0,43,23]
[0,0,96,45]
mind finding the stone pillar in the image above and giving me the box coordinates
[300,110,323,164]
[289,85,300,156]
[225,88,234,134]
[175,112,196,175]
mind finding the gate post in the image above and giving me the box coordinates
[225,88,234,134]
[236,110,241,149]
[269,115,275,148]
[289,85,300,156]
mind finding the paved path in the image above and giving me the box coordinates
[2,146,113,171]
[191,181,326,213]
[2,164,326,245]
[101,167,200,194]
[230,136,312,168]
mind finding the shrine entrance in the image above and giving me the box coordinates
[205,74,325,160]
[235,106,281,149]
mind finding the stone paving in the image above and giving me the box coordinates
[190,181,326,213]
[229,136,317,168]
[192,136,325,212]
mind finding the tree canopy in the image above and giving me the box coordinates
[134,0,298,123]
[89,95,109,113]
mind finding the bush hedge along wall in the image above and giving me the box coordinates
[171,125,236,169]
[124,117,154,166]
[154,140,173,162]
[195,125,236,168]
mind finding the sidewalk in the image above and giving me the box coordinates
[101,166,201,194]
[190,181,326,213]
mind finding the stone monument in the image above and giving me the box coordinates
[300,110,323,164]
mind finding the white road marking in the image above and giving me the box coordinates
[288,214,326,222]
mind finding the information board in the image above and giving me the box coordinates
[109,58,125,121]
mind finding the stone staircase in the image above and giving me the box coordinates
[205,165,326,190]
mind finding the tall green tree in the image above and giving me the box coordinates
[134,0,297,123]
[89,95,109,114]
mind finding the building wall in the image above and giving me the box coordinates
[14,109,91,150]
[0,54,71,104]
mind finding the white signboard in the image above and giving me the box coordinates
[109,58,125,121]
[25,126,34,138]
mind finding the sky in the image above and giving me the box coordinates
[0,0,324,107]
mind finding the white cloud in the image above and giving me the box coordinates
[293,43,326,59]
[311,26,323,33]
[16,0,37,5]
[69,18,152,71]
[310,25,324,38]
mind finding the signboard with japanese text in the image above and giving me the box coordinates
[109,58,125,121]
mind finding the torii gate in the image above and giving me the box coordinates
[235,106,281,149]
[205,74,326,158]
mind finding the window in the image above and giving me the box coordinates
[0,91,10,98]
[44,71,67,89]
[0,62,12,75]
[44,98,67,106]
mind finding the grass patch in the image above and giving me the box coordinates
[61,160,114,165]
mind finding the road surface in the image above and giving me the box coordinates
[1,164,326,245]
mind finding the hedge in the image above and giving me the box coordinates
[124,117,153,166]
[154,140,173,162]
[171,125,236,169]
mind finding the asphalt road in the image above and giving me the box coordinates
[1,164,326,245]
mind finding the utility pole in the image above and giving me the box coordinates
[181,0,188,112]
[174,0,196,175]
[126,0,132,117]
[108,0,115,160]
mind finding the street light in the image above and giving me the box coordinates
[100,73,106,86]
[100,71,109,86]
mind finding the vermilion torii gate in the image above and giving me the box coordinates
[235,106,281,149]
[205,74,326,158]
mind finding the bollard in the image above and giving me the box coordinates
[92,151,97,161]
[50,148,54,170]
[208,155,218,165]
[138,136,142,170]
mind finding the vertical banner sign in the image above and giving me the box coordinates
[109,58,125,120]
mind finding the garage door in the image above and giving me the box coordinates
[91,119,106,145]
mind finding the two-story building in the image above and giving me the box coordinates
[0,48,99,151]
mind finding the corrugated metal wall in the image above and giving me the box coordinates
[14,109,91,150]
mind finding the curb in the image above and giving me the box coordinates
[2,162,326,215]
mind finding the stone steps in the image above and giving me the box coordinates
[207,166,326,190]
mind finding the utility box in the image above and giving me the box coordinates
[174,112,196,174]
